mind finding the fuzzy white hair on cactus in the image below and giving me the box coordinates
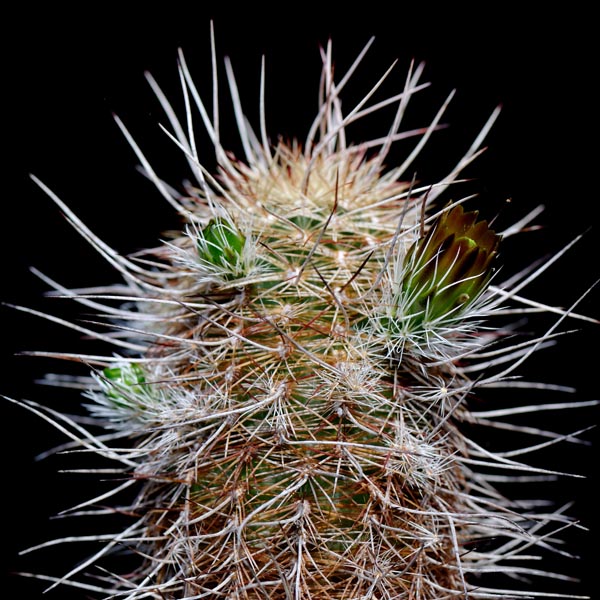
[7,23,598,600]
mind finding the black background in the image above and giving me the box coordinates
[2,5,598,598]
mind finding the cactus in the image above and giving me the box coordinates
[9,29,597,599]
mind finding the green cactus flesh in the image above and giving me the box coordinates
[20,36,593,600]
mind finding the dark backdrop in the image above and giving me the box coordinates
[3,5,597,598]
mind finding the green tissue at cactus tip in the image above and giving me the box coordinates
[197,217,246,276]
[400,205,500,327]
[103,363,147,403]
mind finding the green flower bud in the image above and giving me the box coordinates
[401,205,500,326]
[103,363,147,404]
[197,218,246,277]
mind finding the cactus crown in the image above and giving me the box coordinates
[13,31,595,600]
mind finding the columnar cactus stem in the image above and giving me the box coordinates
[7,28,597,600]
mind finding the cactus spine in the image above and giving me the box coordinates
[12,31,595,599]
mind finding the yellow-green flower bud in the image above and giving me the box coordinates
[401,205,500,326]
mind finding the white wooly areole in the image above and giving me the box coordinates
[11,24,597,600]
